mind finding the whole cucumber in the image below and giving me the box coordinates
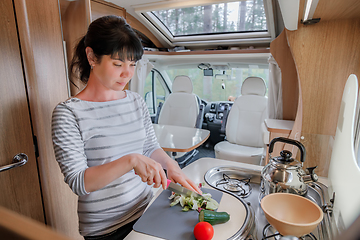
[198,209,230,225]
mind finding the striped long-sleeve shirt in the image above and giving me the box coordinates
[51,90,160,236]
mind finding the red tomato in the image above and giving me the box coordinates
[193,222,214,240]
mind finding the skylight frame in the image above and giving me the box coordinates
[136,0,276,47]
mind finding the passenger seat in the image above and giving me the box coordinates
[214,76,268,165]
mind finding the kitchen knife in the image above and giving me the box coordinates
[166,179,202,198]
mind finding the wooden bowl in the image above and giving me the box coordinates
[260,193,323,237]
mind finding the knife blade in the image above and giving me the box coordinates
[166,179,202,198]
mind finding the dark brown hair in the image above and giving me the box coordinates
[69,15,143,84]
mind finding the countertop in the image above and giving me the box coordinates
[124,157,264,240]
[264,119,294,135]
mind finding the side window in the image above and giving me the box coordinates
[144,73,154,114]
[144,70,169,118]
[155,77,166,108]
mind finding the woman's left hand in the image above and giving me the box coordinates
[166,160,202,195]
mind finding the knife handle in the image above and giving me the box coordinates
[166,179,171,189]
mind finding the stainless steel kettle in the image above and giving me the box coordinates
[260,137,318,197]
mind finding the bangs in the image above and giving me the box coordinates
[110,37,143,62]
[111,46,143,62]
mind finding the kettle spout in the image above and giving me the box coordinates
[302,166,319,183]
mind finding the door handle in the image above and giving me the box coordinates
[0,153,28,172]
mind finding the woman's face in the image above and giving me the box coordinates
[91,54,136,92]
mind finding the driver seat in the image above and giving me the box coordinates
[214,76,268,165]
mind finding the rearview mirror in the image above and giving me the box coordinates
[203,68,213,76]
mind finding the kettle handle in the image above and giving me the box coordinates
[268,137,306,162]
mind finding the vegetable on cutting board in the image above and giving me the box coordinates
[169,192,219,212]
[193,222,214,240]
[199,209,230,225]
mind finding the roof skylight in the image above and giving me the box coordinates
[151,0,267,37]
[136,0,275,47]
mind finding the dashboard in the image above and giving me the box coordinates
[202,101,233,146]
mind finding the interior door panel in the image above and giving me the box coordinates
[0,0,44,222]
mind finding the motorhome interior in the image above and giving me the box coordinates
[0,0,360,239]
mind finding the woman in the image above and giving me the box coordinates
[52,15,201,240]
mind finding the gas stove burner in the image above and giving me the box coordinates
[223,179,243,192]
[262,224,317,240]
[215,173,252,198]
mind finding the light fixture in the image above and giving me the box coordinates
[277,0,300,31]
[301,0,320,25]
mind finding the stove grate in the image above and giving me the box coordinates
[215,173,252,198]
[262,224,317,240]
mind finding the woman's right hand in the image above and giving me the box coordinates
[130,153,167,189]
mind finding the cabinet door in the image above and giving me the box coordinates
[13,0,82,238]
[0,0,44,222]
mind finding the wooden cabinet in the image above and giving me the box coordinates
[0,0,44,223]
[0,0,81,239]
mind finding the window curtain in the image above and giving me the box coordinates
[130,56,154,97]
[267,54,283,119]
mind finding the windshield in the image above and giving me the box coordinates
[165,67,269,102]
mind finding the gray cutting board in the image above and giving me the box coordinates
[133,188,223,240]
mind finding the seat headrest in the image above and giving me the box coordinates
[241,77,266,96]
[172,75,193,93]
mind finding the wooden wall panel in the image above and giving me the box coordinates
[270,30,299,121]
[90,0,125,21]
[300,133,334,177]
[287,19,360,136]
[286,19,360,176]
[314,0,360,21]
[14,0,81,239]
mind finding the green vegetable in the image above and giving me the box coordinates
[198,209,230,225]
[169,195,181,207]
[169,192,219,212]
[182,206,190,212]
[205,198,219,210]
